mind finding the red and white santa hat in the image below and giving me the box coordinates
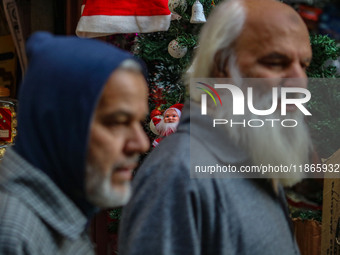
[76,0,171,38]
[163,103,184,118]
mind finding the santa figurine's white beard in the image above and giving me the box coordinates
[156,119,179,136]
[212,61,313,187]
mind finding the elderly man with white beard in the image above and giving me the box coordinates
[118,0,313,254]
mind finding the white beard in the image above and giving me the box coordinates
[156,119,179,136]
[213,61,312,187]
[85,164,132,208]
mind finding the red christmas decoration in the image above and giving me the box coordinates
[76,0,171,38]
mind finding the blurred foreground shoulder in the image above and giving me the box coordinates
[118,131,202,255]
[0,191,41,254]
[135,130,191,181]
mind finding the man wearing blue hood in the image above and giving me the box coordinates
[0,32,150,254]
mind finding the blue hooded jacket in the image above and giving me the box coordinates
[14,32,146,218]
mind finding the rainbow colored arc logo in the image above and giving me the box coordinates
[196,82,223,106]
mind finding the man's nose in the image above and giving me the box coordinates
[124,124,150,154]
[285,62,307,79]
[282,62,308,89]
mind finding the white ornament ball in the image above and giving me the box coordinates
[168,39,188,58]
[168,0,187,14]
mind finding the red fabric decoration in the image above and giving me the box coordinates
[76,0,171,38]
[163,103,184,117]
[168,103,184,112]
[151,116,162,126]
[150,87,167,108]
[152,137,163,147]
[150,109,162,119]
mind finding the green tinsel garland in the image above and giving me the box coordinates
[307,34,340,158]
[291,208,322,223]
[108,208,122,234]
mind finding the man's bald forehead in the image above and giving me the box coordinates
[235,0,310,49]
[241,0,305,25]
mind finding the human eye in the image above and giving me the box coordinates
[103,119,129,127]
[261,59,289,69]
[102,112,131,127]
[300,61,310,71]
[259,54,290,70]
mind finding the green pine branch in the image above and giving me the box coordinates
[307,34,340,158]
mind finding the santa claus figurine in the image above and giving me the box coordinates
[150,104,184,147]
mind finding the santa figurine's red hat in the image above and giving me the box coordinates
[163,103,184,118]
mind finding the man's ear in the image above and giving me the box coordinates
[211,51,230,78]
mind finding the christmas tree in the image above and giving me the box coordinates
[134,0,221,112]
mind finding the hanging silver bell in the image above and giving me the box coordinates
[190,0,206,24]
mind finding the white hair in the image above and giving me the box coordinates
[119,59,142,72]
[217,88,312,187]
[188,0,246,80]
[85,163,132,208]
[215,57,312,186]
